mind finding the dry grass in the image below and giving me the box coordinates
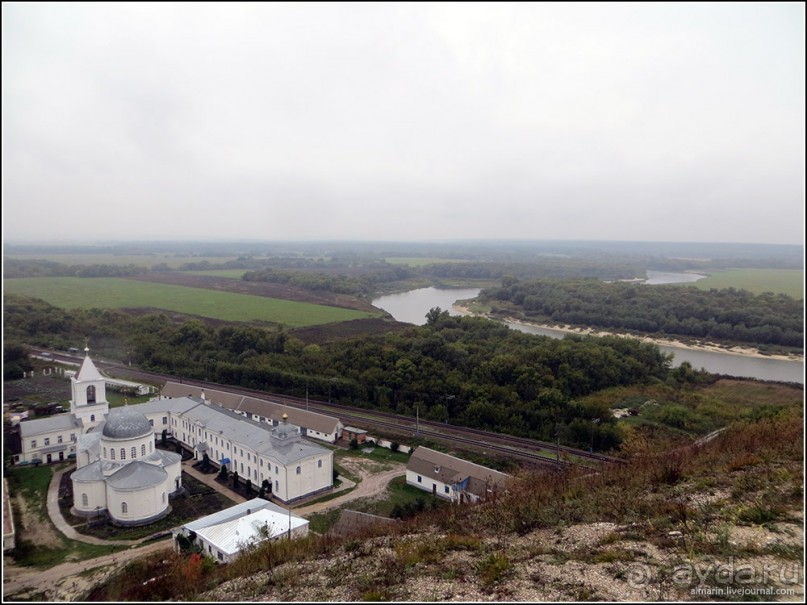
[87,407,803,601]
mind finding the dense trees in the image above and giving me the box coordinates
[4,295,676,450]
[483,279,803,349]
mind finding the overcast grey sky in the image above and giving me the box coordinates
[2,2,804,245]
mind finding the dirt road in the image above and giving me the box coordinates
[294,458,405,517]
[2,539,173,601]
[3,457,405,601]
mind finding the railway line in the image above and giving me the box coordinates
[34,349,620,469]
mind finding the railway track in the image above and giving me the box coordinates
[37,349,619,469]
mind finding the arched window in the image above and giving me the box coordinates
[296,466,301,475]
[275,480,279,492]
[318,459,322,468]
[86,385,96,403]
[120,448,126,460]
[131,447,137,459]
[141,444,146,456]
[90,414,95,422]
[110,449,116,460]
[121,502,128,514]
[81,493,88,507]
[103,447,107,457]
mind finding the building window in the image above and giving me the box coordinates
[131,447,136,459]
[260,459,263,467]
[240,449,243,457]
[318,459,322,468]
[275,480,279,492]
[162,417,167,425]
[162,492,166,503]
[71,434,76,442]
[110,449,116,460]
[81,493,88,507]
[44,437,51,446]
[296,466,301,475]
[149,419,154,426]
[149,442,153,452]
[120,448,126,460]
[90,414,95,422]
[417,475,422,483]
[87,385,96,403]
[275,465,279,474]
[240,463,244,473]
[254,470,257,480]
[31,440,37,448]
[57,435,63,444]
[121,502,128,514]
[141,444,146,456]
[445,485,450,494]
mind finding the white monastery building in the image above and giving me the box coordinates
[160,381,344,444]
[13,348,334,526]
[136,394,333,504]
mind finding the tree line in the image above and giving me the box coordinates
[482,278,803,349]
[3,295,688,451]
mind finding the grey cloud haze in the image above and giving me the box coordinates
[2,2,804,244]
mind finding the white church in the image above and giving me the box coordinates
[16,347,183,526]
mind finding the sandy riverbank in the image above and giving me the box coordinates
[451,304,804,363]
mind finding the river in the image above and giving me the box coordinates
[372,286,804,384]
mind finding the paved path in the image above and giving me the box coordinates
[3,457,403,600]
[47,465,140,546]
[181,458,247,503]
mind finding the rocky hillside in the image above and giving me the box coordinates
[90,409,803,602]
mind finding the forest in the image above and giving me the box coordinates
[3,295,691,451]
[482,278,804,349]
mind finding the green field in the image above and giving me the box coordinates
[691,268,804,298]
[3,277,379,327]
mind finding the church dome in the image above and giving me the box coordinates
[102,406,152,439]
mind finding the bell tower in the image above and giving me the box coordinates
[70,341,109,430]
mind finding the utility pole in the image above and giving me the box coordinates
[590,418,601,453]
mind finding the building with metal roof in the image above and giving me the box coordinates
[138,394,333,503]
[160,382,343,443]
[175,498,308,563]
[406,446,511,504]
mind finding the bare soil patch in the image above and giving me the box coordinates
[289,317,411,344]
[13,494,63,549]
